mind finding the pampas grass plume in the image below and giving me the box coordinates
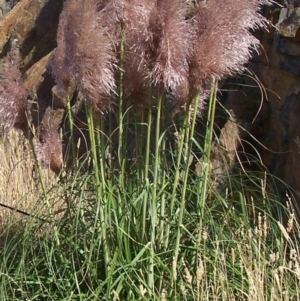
[0,51,27,130]
[50,0,116,112]
[50,0,275,110]
[150,0,190,91]
[189,0,274,91]
[36,110,63,174]
[121,0,155,101]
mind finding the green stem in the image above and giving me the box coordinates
[148,89,164,292]
[66,97,77,169]
[144,86,153,182]
[86,103,110,276]
[142,87,153,242]
[198,79,218,223]
[173,92,201,270]
[158,93,167,248]
[118,28,125,187]
[164,101,190,250]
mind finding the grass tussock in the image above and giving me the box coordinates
[1,91,300,300]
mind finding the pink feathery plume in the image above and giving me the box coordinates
[122,0,155,57]
[50,0,116,112]
[149,0,191,92]
[35,109,63,174]
[0,51,27,130]
[121,0,156,102]
[189,0,274,92]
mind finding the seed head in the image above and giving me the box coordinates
[0,51,27,130]
[189,0,274,92]
[35,108,63,174]
[149,0,190,91]
[50,0,117,112]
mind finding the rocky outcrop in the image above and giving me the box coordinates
[0,0,29,51]
[216,0,300,205]
[0,0,64,171]
[257,1,300,204]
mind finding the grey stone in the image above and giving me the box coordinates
[276,7,300,37]
[0,0,20,20]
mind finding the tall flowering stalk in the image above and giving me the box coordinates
[50,0,120,276]
[45,0,276,291]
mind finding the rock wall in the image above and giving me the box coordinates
[219,0,300,204]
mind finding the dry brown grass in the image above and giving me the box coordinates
[0,129,64,238]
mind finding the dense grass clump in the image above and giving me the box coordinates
[1,83,300,300]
